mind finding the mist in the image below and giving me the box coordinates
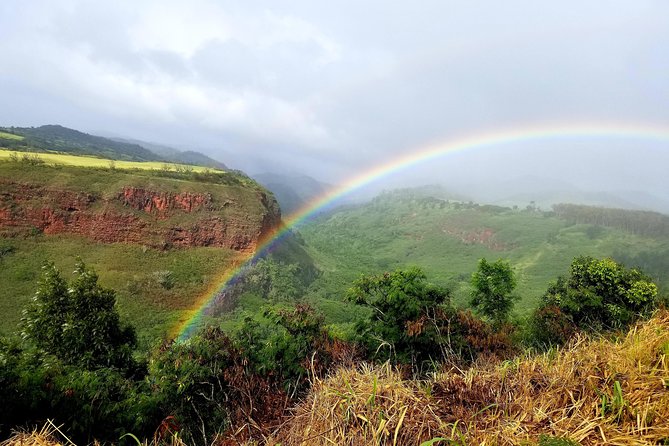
[1,0,668,211]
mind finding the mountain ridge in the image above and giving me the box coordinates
[0,124,228,169]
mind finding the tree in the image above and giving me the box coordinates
[539,256,657,332]
[21,261,136,370]
[470,258,518,327]
[347,267,453,365]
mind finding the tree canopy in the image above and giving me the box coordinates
[21,262,136,370]
[470,258,518,327]
[541,256,658,331]
[347,267,452,365]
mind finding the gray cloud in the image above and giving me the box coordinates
[0,0,668,197]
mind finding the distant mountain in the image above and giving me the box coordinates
[0,125,162,161]
[253,173,331,216]
[0,125,228,169]
[110,137,227,170]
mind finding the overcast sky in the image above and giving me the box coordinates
[1,1,668,197]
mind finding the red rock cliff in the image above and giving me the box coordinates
[0,181,281,252]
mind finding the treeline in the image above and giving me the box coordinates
[614,247,669,288]
[552,203,669,238]
[0,256,662,444]
[371,189,511,214]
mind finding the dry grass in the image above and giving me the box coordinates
[265,310,669,446]
[261,362,439,446]
[6,312,669,445]
[0,420,188,446]
[1,421,75,446]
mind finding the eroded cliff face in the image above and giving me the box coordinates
[0,181,281,252]
[119,187,214,215]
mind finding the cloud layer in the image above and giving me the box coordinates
[1,0,668,190]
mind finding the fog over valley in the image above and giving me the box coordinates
[1,0,668,211]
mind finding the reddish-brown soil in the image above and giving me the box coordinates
[0,181,281,252]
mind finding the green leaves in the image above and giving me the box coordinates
[534,256,659,346]
[348,267,452,365]
[21,261,136,370]
[470,258,517,327]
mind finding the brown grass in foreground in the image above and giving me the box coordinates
[5,312,669,446]
[1,421,72,446]
[266,311,669,445]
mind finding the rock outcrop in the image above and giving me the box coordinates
[0,181,281,252]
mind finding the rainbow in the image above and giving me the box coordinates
[174,121,669,341]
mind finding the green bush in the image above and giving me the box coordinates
[237,303,336,391]
[470,258,518,327]
[347,267,455,366]
[0,339,155,443]
[21,262,137,370]
[532,256,658,346]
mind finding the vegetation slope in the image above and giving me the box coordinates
[0,160,285,347]
[5,309,668,446]
[0,125,224,168]
[297,188,669,326]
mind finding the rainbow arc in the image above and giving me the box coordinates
[174,121,669,341]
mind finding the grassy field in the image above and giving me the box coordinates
[0,148,220,172]
[297,190,669,321]
[0,131,24,141]
[0,233,243,348]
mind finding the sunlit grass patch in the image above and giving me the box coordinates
[0,131,24,141]
[0,148,222,172]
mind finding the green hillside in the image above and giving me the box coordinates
[0,125,228,168]
[0,161,279,348]
[297,188,669,320]
[0,125,163,161]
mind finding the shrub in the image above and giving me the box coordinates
[470,258,518,327]
[347,267,455,367]
[529,305,577,347]
[148,327,287,445]
[237,303,342,392]
[455,310,517,361]
[21,262,137,370]
[532,256,658,345]
[0,242,15,258]
[153,270,175,290]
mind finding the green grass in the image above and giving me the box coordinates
[0,131,24,141]
[297,192,669,324]
[0,161,269,224]
[0,161,274,348]
[0,233,242,348]
[0,148,218,172]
